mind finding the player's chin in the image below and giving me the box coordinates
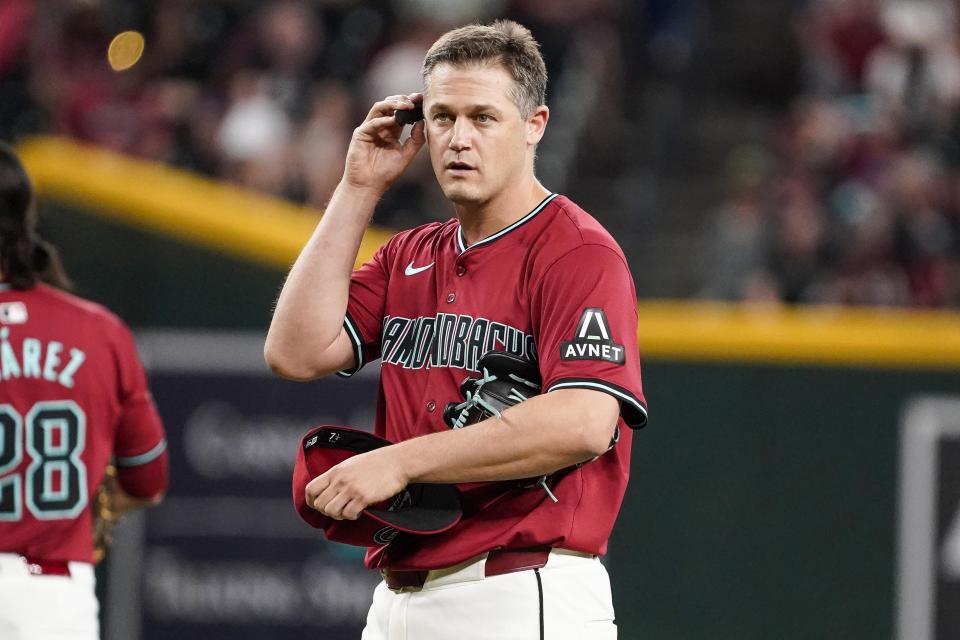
[441,182,482,205]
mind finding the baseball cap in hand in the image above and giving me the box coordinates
[292,425,462,546]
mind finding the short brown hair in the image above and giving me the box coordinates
[421,20,548,118]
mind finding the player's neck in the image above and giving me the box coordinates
[455,180,551,247]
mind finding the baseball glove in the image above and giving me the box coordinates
[92,464,122,564]
[443,351,559,502]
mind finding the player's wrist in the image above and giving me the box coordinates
[388,438,426,485]
[337,177,389,201]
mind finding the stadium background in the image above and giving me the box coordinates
[2,0,960,638]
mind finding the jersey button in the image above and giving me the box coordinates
[426,400,437,412]
[456,266,467,277]
[446,293,456,303]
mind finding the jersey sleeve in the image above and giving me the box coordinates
[337,242,390,378]
[531,244,648,428]
[110,322,169,498]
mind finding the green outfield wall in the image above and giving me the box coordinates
[39,200,284,329]
[610,362,958,639]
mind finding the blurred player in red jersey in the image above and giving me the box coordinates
[268,21,646,640]
[0,143,168,640]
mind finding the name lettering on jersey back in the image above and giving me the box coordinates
[0,327,86,388]
[381,313,537,372]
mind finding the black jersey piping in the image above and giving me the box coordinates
[546,377,648,428]
[335,313,365,378]
[456,193,558,254]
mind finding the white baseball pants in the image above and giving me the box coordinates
[0,553,99,640]
[361,549,617,640]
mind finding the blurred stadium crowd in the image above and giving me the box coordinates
[0,0,637,229]
[703,0,960,307]
[0,0,958,307]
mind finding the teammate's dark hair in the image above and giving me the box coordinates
[422,20,547,118]
[0,142,71,290]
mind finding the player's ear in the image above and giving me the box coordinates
[526,105,549,146]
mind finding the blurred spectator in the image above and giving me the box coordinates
[0,0,31,75]
[0,0,35,136]
[216,71,292,195]
[298,81,352,208]
[795,0,887,94]
[865,1,960,130]
[362,24,436,109]
[699,146,771,301]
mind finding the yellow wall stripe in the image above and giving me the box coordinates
[636,301,960,369]
[16,136,960,369]
[17,136,393,270]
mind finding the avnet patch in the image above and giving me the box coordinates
[560,308,626,364]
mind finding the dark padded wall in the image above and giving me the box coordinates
[611,362,959,639]
[39,202,285,330]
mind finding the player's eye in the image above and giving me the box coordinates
[433,113,451,123]
[476,114,492,123]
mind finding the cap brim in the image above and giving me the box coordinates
[365,483,462,534]
[293,425,463,545]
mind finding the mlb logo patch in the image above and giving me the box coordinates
[0,302,28,324]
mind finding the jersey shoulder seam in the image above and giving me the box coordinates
[553,198,587,246]
[381,220,452,269]
[549,201,629,267]
[389,220,450,243]
[35,285,127,328]
[536,237,632,284]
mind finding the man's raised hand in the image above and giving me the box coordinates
[343,93,426,194]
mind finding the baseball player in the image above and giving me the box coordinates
[0,142,169,640]
[266,21,646,640]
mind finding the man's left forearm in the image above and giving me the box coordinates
[304,388,620,521]
[395,388,619,485]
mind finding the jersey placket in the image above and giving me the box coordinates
[417,235,484,429]
[417,242,462,425]
[412,195,556,430]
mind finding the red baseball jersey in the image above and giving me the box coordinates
[340,193,647,570]
[0,283,168,563]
